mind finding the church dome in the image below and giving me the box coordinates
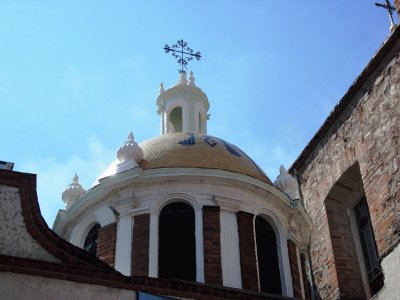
[138,132,272,183]
[95,133,271,185]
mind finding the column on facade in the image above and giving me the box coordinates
[113,199,136,276]
[213,196,242,288]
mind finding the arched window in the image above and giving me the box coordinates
[84,223,101,255]
[158,202,196,281]
[255,216,282,294]
[325,163,384,297]
[169,107,183,133]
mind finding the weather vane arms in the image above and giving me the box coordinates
[164,39,201,74]
[375,0,397,31]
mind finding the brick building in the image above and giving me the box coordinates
[290,12,400,300]
[1,6,399,300]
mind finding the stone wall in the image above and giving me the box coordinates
[0,185,60,263]
[291,28,400,299]
[0,272,135,300]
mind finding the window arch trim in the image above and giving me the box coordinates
[149,193,204,282]
[70,206,116,247]
[253,208,293,297]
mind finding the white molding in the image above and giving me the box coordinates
[213,195,242,212]
[149,193,204,283]
[253,207,293,297]
[59,167,310,233]
[70,206,116,247]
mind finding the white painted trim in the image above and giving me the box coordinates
[149,193,204,283]
[253,208,293,297]
[213,195,242,212]
[61,167,311,232]
[70,206,116,247]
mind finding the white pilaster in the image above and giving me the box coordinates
[112,198,137,276]
[213,195,242,288]
[115,214,133,275]
[195,206,205,283]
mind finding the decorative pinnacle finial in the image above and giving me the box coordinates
[164,39,201,74]
[375,0,397,31]
[159,82,165,94]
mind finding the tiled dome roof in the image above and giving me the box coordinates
[138,133,271,184]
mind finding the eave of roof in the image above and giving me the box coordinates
[290,26,400,173]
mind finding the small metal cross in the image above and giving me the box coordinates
[164,40,201,74]
[375,0,396,29]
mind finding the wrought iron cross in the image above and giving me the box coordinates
[375,0,396,28]
[164,40,201,74]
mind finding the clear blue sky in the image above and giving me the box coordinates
[0,1,397,226]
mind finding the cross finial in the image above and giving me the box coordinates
[375,0,397,31]
[164,39,201,74]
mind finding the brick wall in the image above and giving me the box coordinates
[132,214,149,276]
[202,206,223,285]
[325,203,365,299]
[287,240,302,299]
[237,211,258,291]
[97,223,117,267]
[291,27,400,299]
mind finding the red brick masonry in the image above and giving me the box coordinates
[237,211,259,291]
[132,213,150,276]
[97,222,117,267]
[202,205,223,285]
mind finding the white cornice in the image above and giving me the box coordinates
[57,167,312,233]
[212,195,242,212]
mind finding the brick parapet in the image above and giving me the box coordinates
[0,254,302,300]
[202,205,223,286]
[132,214,150,276]
[97,222,117,267]
[237,211,259,291]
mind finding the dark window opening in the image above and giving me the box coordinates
[355,197,384,295]
[255,216,282,295]
[158,202,196,281]
[169,107,183,133]
[84,223,101,255]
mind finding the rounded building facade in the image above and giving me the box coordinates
[53,72,312,298]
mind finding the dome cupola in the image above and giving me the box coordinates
[157,71,209,135]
